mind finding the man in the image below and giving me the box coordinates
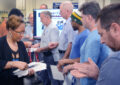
[24,13,33,40]
[22,13,33,48]
[32,11,60,85]
[62,11,89,85]
[56,1,77,71]
[70,1,109,85]
[71,3,120,85]
[0,17,7,37]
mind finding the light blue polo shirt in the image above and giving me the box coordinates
[80,29,109,85]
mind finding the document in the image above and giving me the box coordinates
[50,65,64,80]
[13,62,46,77]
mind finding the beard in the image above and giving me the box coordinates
[73,26,78,31]
[110,47,118,51]
[110,46,120,52]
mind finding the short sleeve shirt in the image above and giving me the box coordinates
[40,21,60,61]
[58,18,77,51]
[80,30,109,85]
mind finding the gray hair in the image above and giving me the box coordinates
[41,11,52,18]
[79,1,100,20]
[61,1,73,12]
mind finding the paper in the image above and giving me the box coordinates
[13,62,46,77]
[29,48,38,52]
[50,65,64,80]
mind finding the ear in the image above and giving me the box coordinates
[87,15,92,21]
[110,23,120,36]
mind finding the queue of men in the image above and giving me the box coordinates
[24,1,120,85]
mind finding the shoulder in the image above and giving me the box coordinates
[97,52,120,84]
[102,51,120,64]
[65,18,73,29]
[50,23,59,31]
[87,30,100,44]
[79,29,90,38]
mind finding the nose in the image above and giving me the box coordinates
[20,33,24,37]
[100,38,105,44]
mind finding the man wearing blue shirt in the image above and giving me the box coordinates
[59,11,89,85]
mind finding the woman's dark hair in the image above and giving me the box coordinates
[6,15,24,30]
[8,8,24,18]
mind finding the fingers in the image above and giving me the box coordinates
[63,65,71,74]
[73,63,87,70]
[88,58,95,65]
[63,66,68,74]
[21,62,28,70]
[70,70,87,78]
[28,69,34,76]
[57,64,63,72]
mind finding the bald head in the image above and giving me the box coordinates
[40,4,48,9]
[60,1,73,19]
[60,1,73,12]
[28,13,33,26]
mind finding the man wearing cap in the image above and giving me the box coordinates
[61,11,89,85]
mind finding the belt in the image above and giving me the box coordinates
[43,51,52,56]
[59,50,65,53]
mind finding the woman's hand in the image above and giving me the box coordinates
[12,61,28,70]
[28,68,34,76]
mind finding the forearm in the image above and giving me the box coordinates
[4,61,13,69]
[40,42,58,52]
[66,58,80,64]
[40,46,50,52]
[63,42,72,59]
[72,58,80,63]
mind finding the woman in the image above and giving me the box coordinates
[0,15,34,85]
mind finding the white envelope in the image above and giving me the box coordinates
[50,65,64,81]
[13,62,46,77]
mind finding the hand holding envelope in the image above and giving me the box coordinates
[13,62,46,77]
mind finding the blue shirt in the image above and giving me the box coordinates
[69,29,89,59]
[80,30,109,85]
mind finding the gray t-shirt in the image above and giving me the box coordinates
[40,21,60,61]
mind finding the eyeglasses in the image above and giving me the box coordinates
[14,30,25,35]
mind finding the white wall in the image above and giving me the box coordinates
[16,0,78,17]
[78,0,111,9]
[15,0,113,18]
